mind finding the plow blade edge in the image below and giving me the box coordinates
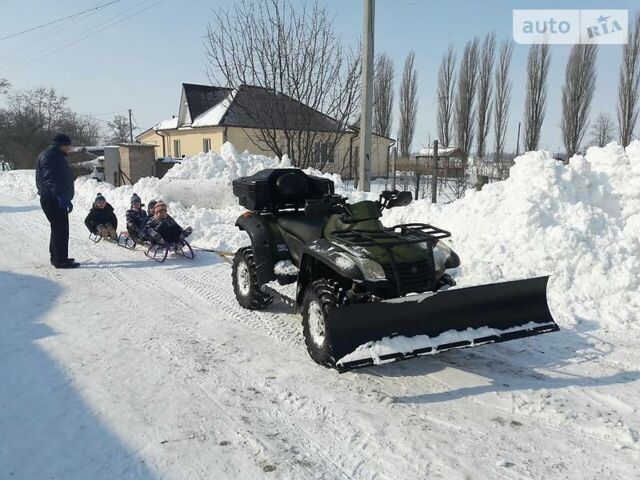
[329,276,559,371]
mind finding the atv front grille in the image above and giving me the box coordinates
[384,260,435,295]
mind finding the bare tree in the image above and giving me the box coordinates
[618,11,640,147]
[374,53,394,138]
[398,51,418,158]
[59,113,101,147]
[436,45,456,147]
[523,43,551,151]
[0,86,100,168]
[561,43,597,159]
[476,32,495,159]
[494,39,514,161]
[455,37,479,158]
[106,114,132,144]
[204,0,361,169]
[0,78,9,94]
[590,113,615,147]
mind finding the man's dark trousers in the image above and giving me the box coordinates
[40,196,69,264]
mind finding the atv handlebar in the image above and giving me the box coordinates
[304,195,350,217]
[379,190,413,210]
[305,190,413,220]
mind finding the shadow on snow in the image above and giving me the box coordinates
[0,205,40,214]
[0,271,158,479]
[355,318,639,404]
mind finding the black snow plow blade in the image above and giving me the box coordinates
[330,276,558,371]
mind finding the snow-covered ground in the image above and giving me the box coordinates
[1,142,639,479]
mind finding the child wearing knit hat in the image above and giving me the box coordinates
[142,200,192,246]
[84,193,118,240]
[125,193,149,243]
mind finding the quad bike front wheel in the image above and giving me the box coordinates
[232,247,273,310]
[301,279,347,367]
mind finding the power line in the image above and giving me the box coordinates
[0,0,112,66]
[0,0,123,42]
[131,111,141,129]
[0,0,154,70]
[91,109,130,117]
[0,0,162,74]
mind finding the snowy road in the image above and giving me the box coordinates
[1,191,639,480]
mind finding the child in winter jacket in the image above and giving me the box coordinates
[85,193,118,240]
[125,193,149,243]
[142,201,192,246]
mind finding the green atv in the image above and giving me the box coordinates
[231,168,557,370]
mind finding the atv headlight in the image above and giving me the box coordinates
[335,252,386,282]
[356,257,387,282]
[433,241,453,272]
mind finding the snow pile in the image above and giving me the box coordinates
[384,142,640,329]
[0,170,38,200]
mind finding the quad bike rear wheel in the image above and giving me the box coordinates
[301,279,347,367]
[232,247,273,310]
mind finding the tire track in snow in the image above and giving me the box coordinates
[166,258,305,349]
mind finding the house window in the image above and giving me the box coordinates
[313,141,331,164]
[173,140,181,158]
[203,138,211,153]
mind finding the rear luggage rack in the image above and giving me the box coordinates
[330,223,450,248]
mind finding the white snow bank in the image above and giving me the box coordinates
[384,142,640,330]
[0,170,38,200]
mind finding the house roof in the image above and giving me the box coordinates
[182,83,232,122]
[176,83,347,133]
[144,83,393,141]
[156,117,179,130]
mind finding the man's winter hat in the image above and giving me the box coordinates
[52,133,72,146]
[95,192,106,203]
[130,193,142,205]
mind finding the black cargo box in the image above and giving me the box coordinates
[232,168,334,212]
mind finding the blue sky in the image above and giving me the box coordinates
[0,0,637,153]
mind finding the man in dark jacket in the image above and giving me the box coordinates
[142,201,192,246]
[85,193,118,240]
[125,193,148,243]
[35,133,79,269]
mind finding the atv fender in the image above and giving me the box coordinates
[296,239,364,305]
[235,213,287,285]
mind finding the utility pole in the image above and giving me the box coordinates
[128,108,134,143]
[515,121,521,156]
[431,140,439,204]
[358,0,375,192]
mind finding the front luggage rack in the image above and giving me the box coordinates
[330,223,450,248]
[330,223,451,296]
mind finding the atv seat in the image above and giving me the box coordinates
[277,215,327,244]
